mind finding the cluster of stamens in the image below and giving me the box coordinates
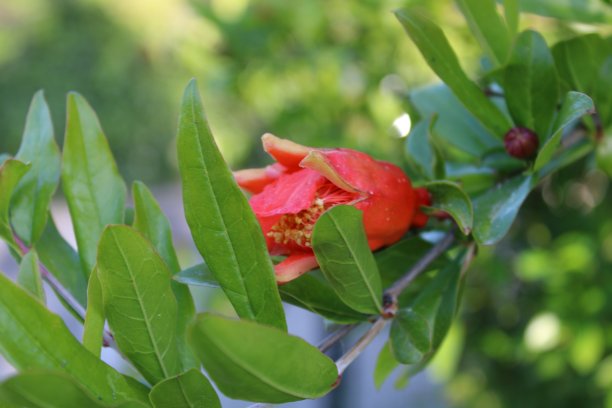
[267,183,356,248]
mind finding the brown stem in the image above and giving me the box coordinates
[318,323,355,353]
[335,317,387,375]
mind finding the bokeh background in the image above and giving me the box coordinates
[1,0,612,407]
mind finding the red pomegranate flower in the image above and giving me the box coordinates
[235,134,429,284]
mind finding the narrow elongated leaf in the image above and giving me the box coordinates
[504,0,520,38]
[0,372,108,408]
[34,214,87,306]
[279,273,369,323]
[504,31,559,139]
[82,268,104,357]
[0,159,30,252]
[534,92,594,171]
[595,57,612,127]
[174,263,217,287]
[395,9,512,137]
[0,272,149,404]
[473,174,534,245]
[177,79,285,330]
[520,0,612,24]
[97,225,180,385]
[17,250,45,302]
[424,181,473,235]
[189,314,338,403]
[408,85,501,157]
[312,205,383,315]
[374,342,400,389]
[10,91,61,246]
[406,116,441,180]
[62,92,126,277]
[149,369,221,408]
[390,309,431,364]
[132,181,197,370]
[456,0,511,65]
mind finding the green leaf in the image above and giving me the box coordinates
[17,250,45,302]
[97,225,180,385]
[132,181,197,370]
[595,56,612,127]
[0,372,108,408]
[0,272,149,404]
[82,268,104,357]
[408,85,501,157]
[62,92,126,277]
[395,9,512,137]
[34,214,87,307]
[188,313,338,403]
[149,369,221,408]
[552,34,609,94]
[456,0,511,65]
[174,263,217,287]
[279,272,370,323]
[424,181,473,235]
[504,30,559,139]
[10,91,61,246]
[390,309,431,364]
[312,205,383,315]
[177,79,286,331]
[503,0,520,38]
[406,115,442,180]
[373,342,400,390]
[534,92,594,171]
[473,174,534,245]
[375,236,448,288]
[520,0,612,24]
[0,159,30,252]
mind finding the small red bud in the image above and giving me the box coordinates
[504,127,539,159]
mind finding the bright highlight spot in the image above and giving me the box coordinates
[524,312,561,352]
[392,113,412,138]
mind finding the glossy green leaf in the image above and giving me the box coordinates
[62,92,126,277]
[375,236,447,288]
[473,174,534,245]
[504,30,559,139]
[503,0,520,38]
[424,181,473,235]
[10,91,61,246]
[456,0,511,65]
[390,309,431,364]
[132,181,197,370]
[312,205,383,315]
[174,263,217,287]
[82,268,104,357]
[395,9,512,137]
[97,225,180,385]
[408,85,501,156]
[279,273,369,323]
[0,272,149,404]
[0,159,30,252]
[149,369,221,408]
[0,372,109,408]
[34,214,87,307]
[177,79,286,331]
[552,34,608,94]
[189,313,338,403]
[406,115,441,180]
[373,342,400,390]
[534,92,594,171]
[520,0,612,24]
[17,250,45,302]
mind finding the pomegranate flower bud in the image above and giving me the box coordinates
[504,127,539,159]
[234,134,429,284]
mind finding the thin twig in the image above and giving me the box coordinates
[384,231,456,300]
[335,318,387,375]
[318,323,356,353]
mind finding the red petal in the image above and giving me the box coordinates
[275,253,319,284]
[411,188,431,229]
[262,133,311,170]
[234,164,288,194]
[249,168,325,217]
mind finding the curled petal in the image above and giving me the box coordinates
[275,253,319,284]
[262,133,311,170]
[300,150,363,194]
[234,163,287,194]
